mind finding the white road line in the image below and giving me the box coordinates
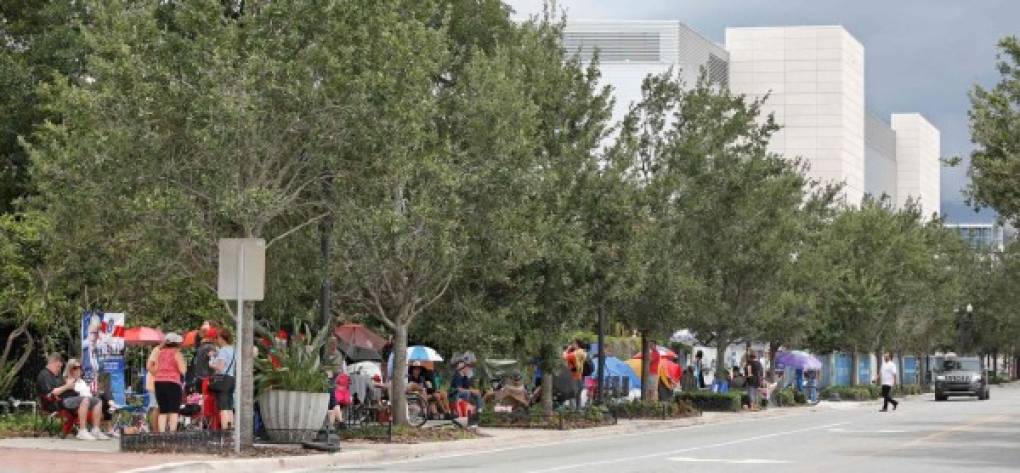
[528,421,851,473]
[828,428,908,433]
[668,457,792,464]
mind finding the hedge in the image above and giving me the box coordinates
[478,407,615,430]
[821,384,929,401]
[607,399,700,419]
[820,385,880,401]
[675,391,742,412]
[773,387,807,407]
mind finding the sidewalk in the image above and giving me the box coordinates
[0,437,209,473]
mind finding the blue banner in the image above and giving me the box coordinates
[81,311,127,406]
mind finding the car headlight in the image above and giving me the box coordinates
[972,375,982,382]
[936,375,945,381]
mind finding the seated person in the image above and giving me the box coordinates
[449,360,482,419]
[407,361,451,419]
[483,372,530,411]
[730,365,746,389]
[36,354,108,440]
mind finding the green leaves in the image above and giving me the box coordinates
[967,36,1020,226]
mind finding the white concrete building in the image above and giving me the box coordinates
[726,26,866,205]
[563,20,729,124]
[556,20,941,214]
[891,113,941,215]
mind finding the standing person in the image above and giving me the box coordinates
[149,332,187,432]
[145,341,162,431]
[187,321,218,394]
[694,351,705,389]
[209,328,236,430]
[747,353,764,411]
[562,340,588,409]
[879,353,900,412]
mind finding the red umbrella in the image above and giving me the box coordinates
[335,323,386,350]
[123,327,165,346]
[631,345,678,360]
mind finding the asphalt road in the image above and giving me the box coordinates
[317,383,1020,473]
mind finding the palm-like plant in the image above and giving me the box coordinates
[254,318,332,393]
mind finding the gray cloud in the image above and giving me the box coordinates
[507,0,1019,222]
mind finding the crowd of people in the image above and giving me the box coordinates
[36,320,238,440]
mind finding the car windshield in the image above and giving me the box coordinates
[942,359,981,371]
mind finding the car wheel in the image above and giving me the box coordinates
[935,392,946,401]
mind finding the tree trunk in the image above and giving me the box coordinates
[391,321,410,426]
[993,351,998,375]
[640,332,655,401]
[715,341,729,387]
[540,342,554,414]
[851,349,860,386]
[768,341,780,377]
[318,198,333,331]
[239,300,255,449]
[915,352,923,386]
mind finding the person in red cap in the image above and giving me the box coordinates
[184,320,221,427]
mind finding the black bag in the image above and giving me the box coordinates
[209,350,236,393]
[582,357,594,377]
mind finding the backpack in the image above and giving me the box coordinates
[582,357,594,377]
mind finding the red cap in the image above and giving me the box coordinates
[206,327,219,340]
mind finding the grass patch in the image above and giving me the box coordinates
[0,412,58,438]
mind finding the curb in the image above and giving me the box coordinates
[122,407,810,472]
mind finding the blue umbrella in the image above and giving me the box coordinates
[593,356,641,390]
[387,345,444,376]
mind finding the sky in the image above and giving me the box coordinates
[506,0,1020,223]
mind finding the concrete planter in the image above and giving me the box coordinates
[258,389,329,443]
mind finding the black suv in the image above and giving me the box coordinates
[934,356,989,401]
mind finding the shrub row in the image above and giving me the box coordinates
[478,407,614,430]
[821,383,929,401]
[607,399,700,419]
[772,387,807,407]
[675,391,742,412]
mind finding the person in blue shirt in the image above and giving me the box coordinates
[209,329,236,430]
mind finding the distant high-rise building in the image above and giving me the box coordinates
[944,223,1015,252]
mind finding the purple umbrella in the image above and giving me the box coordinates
[775,350,822,371]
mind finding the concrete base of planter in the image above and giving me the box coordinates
[259,390,330,443]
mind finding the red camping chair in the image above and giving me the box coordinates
[40,393,93,438]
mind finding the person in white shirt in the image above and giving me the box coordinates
[879,353,899,412]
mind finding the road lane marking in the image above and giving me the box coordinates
[875,413,1012,455]
[668,457,792,464]
[828,428,908,433]
[529,421,851,472]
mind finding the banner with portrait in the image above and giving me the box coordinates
[81,311,127,405]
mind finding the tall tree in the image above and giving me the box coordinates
[26,0,390,446]
[615,70,819,379]
[967,36,1020,225]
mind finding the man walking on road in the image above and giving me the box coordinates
[879,353,899,412]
